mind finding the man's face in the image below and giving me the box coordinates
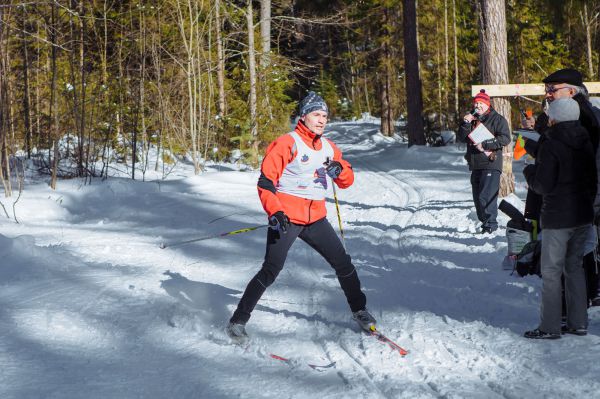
[544,83,576,102]
[301,110,328,135]
[473,101,489,115]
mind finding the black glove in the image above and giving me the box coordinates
[481,138,499,151]
[523,164,536,180]
[325,160,343,179]
[269,211,290,233]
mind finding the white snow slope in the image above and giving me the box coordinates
[0,121,599,399]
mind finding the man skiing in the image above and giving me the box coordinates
[226,91,375,342]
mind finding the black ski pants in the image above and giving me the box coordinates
[230,217,367,324]
[470,169,501,230]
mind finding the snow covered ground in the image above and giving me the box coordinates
[1,121,599,399]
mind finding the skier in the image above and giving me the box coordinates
[226,92,375,342]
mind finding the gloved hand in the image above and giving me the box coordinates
[269,211,290,233]
[325,160,343,179]
[523,164,536,180]
[481,138,500,151]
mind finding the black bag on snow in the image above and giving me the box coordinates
[515,240,541,277]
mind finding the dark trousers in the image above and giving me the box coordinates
[470,169,501,229]
[230,217,367,324]
[584,250,600,301]
[541,227,588,333]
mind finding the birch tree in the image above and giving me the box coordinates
[215,0,226,118]
[247,0,258,165]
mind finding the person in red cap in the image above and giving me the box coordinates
[458,89,511,234]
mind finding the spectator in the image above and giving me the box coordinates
[458,89,511,234]
[523,98,596,339]
[522,69,600,307]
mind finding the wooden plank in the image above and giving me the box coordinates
[471,82,600,97]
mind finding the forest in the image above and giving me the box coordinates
[0,0,597,191]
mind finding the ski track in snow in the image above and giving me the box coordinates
[0,121,599,398]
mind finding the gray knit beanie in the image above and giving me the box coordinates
[547,98,580,122]
[299,91,328,116]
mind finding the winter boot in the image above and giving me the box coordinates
[561,326,588,336]
[523,328,560,340]
[352,309,376,332]
[226,321,249,344]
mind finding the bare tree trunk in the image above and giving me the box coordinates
[215,0,226,118]
[380,71,393,136]
[116,19,124,164]
[139,5,148,180]
[50,1,59,190]
[20,8,32,159]
[129,3,138,180]
[403,0,426,145]
[259,0,273,121]
[78,0,86,177]
[478,0,513,196]
[173,0,201,174]
[96,0,111,179]
[34,19,41,152]
[344,12,359,115]
[380,7,394,137]
[260,0,271,69]
[153,6,164,173]
[443,0,449,126]
[581,3,595,78]
[0,7,11,197]
[363,72,371,115]
[452,0,459,122]
[436,25,443,130]
[247,0,259,165]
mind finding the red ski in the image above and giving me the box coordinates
[269,353,336,371]
[369,326,409,356]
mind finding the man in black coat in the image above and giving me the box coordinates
[458,89,511,234]
[523,97,596,339]
[522,68,600,306]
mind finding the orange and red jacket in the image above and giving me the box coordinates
[257,120,354,225]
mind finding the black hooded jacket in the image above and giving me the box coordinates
[523,120,596,229]
[458,109,511,171]
[523,112,550,221]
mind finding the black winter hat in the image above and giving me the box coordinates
[542,68,583,86]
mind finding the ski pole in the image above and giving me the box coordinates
[325,157,346,248]
[332,182,346,249]
[159,224,268,249]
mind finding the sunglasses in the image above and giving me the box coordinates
[545,85,571,94]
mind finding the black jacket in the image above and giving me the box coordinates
[573,94,600,216]
[458,109,511,171]
[523,120,596,229]
[523,112,549,221]
[573,93,600,150]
